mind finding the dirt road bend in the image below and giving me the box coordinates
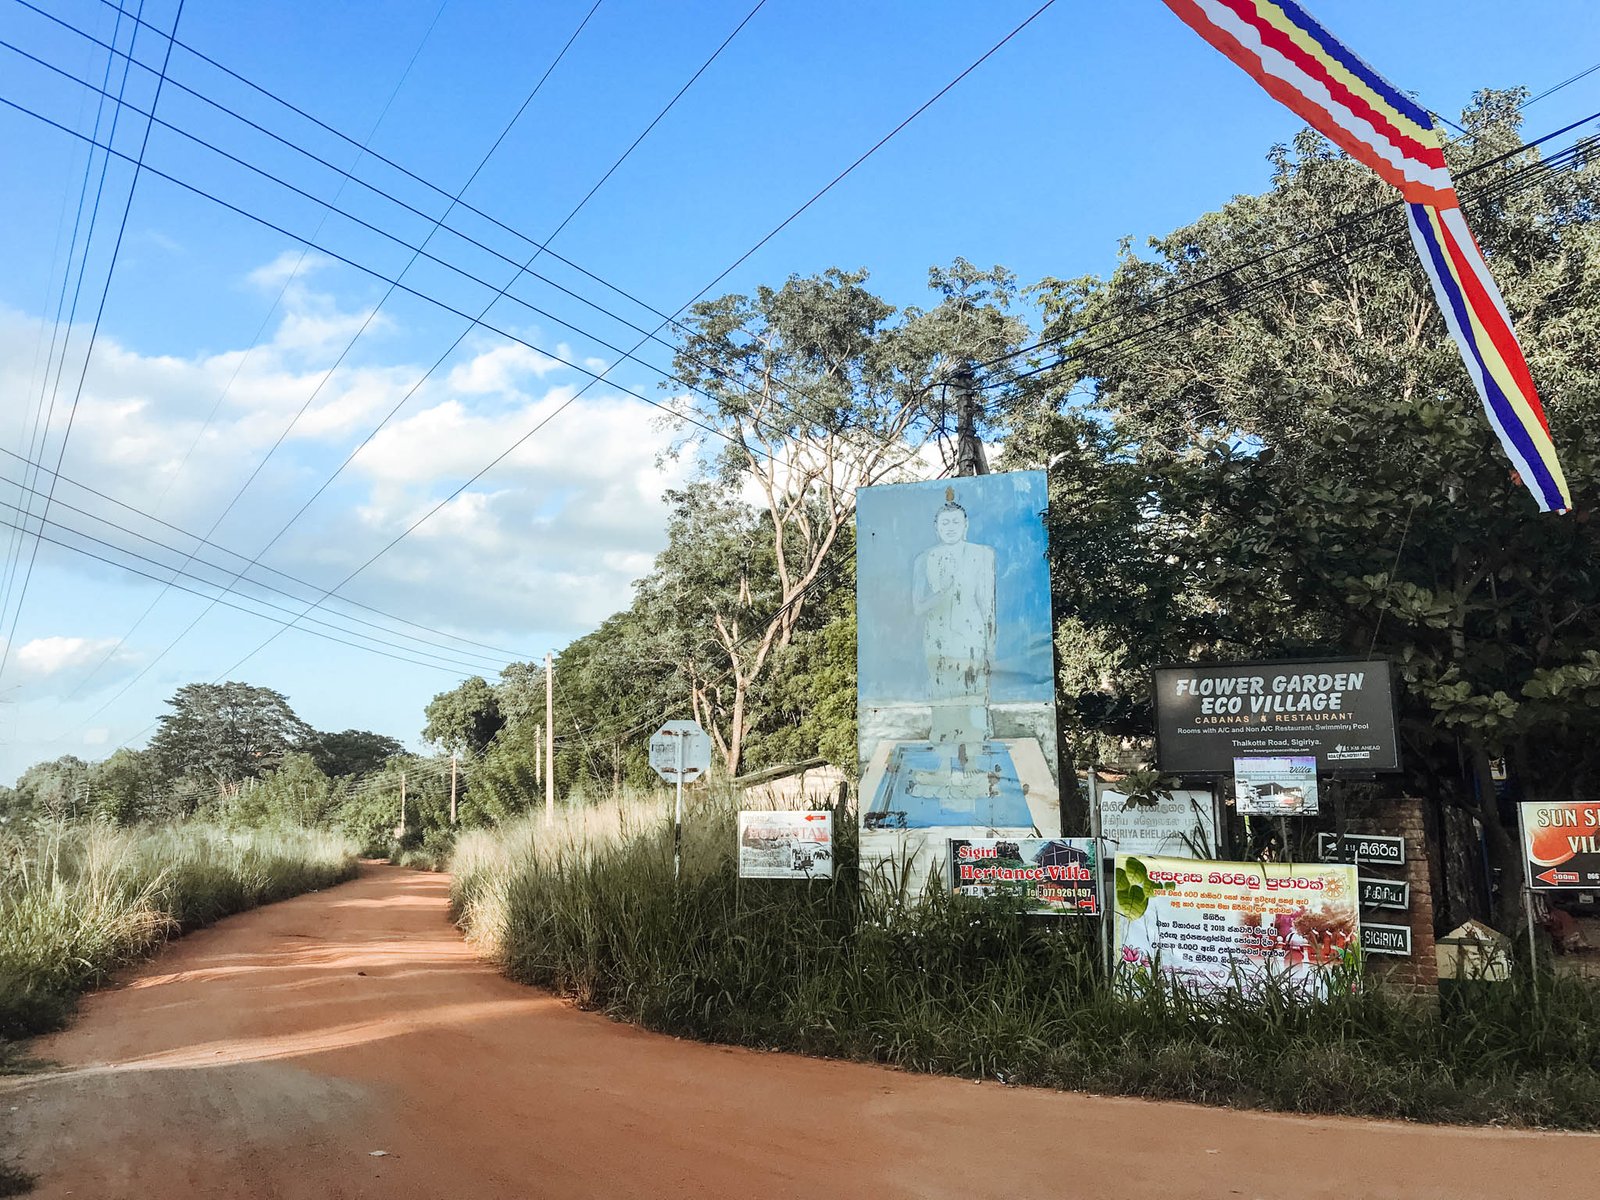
[4,863,1596,1199]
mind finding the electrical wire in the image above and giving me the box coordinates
[976,104,1600,383]
[0,511,500,676]
[977,119,1600,391]
[0,469,516,673]
[42,0,611,734]
[1,1,141,649]
[0,445,537,661]
[0,0,149,672]
[6,12,1019,527]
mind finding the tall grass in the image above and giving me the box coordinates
[0,822,358,1039]
[454,788,1600,1128]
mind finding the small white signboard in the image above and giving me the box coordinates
[649,720,713,783]
[1099,787,1218,859]
[738,811,833,879]
[1234,755,1319,815]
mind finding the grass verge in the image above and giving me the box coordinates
[0,821,358,1041]
[453,791,1600,1129]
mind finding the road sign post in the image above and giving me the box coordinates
[649,720,712,882]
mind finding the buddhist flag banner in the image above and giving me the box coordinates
[1160,0,1571,513]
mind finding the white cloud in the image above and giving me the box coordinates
[0,255,699,654]
[2,636,139,694]
[247,249,330,292]
[14,635,115,676]
[445,342,561,395]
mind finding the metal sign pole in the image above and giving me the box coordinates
[1518,812,1539,1003]
[674,733,684,884]
[1089,766,1110,975]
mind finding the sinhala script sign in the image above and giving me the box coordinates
[1153,659,1399,775]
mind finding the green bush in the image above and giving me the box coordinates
[454,791,1600,1128]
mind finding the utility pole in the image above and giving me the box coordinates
[544,652,555,826]
[449,752,458,825]
[951,363,989,477]
[399,770,407,837]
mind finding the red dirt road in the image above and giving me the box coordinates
[5,864,1598,1199]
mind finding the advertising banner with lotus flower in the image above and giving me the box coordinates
[1114,854,1359,997]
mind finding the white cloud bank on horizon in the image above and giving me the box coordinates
[0,263,696,667]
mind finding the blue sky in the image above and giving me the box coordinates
[0,0,1596,782]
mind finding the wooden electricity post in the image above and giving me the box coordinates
[952,363,988,478]
[544,652,555,825]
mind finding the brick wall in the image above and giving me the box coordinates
[1346,797,1438,994]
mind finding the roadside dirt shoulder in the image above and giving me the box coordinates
[5,862,1596,1199]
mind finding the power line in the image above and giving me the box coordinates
[0,0,187,684]
[37,0,609,734]
[0,445,536,661]
[198,0,1061,689]
[91,1,1055,757]
[74,0,455,700]
[977,104,1600,382]
[6,13,1011,526]
[0,31,869,493]
[1,1,142,652]
[54,0,702,343]
[0,466,516,673]
[976,116,1600,391]
[40,0,762,736]
[0,511,499,677]
[0,0,150,674]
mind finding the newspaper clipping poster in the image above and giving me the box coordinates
[856,473,1061,889]
[737,811,833,879]
[1114,854,1359,997]
[949,837,1100,915]
[1233,756,1319,816]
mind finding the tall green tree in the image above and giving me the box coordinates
[309,729,404,779]
[1013,94,1600,926]
[422,677,505,757]
[149,682,313,786]
[87,748,157,826]
[9,755,90,821]
[666,261,1033,772]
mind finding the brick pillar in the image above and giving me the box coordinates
[1348,797,1438,994]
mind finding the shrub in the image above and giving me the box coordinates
[0,822,357,1039]
[453,788,1600,1128]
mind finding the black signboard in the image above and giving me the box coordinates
[1359,878,1409,910]
[1361,923,1412,957]
[1152,659,1399,775]
[1318,832,1406,866]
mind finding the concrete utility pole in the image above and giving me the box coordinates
[398,770,407,837]
[951,363,989,477]
[449,752,458,825]
[544,652,555,825]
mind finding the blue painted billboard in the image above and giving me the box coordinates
[856,472,1053,710]
[855,472,1061,886]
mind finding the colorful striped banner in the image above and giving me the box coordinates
[1162,0,1571,512]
